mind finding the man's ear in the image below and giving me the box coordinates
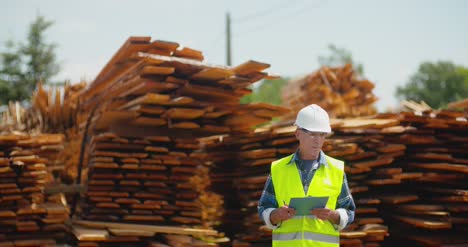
[295,129,300,139]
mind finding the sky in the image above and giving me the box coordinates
[2,0,468,111]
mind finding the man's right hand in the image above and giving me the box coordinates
[270,206,296,225]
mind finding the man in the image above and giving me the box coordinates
[258,104,355,247]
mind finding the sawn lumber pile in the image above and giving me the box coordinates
[71,36,288,246]
[281,64,377,118]
[78,36,288,136]
[0,82,85,135]
[0,134,68,246]
[209,108,466,246]
[360,110,467,246]
[208,120,395,247]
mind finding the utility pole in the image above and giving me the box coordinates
[226,12,232,66]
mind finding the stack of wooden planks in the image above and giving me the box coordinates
[0,82,85,135]
[374,110,467,246]
[447,98,468,111]
[216,121,397,247]
[71,36,288,246]
[329,117,405,247]
[78,36,288,136]
[74,131,230,246]
[32,82,86,133]
[0,102,27,133]
[81,133,223,227]
[324,110,467,246]
[71,219,225,247]
[281,64,377,118]
[0,134,69,246]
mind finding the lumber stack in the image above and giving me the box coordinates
[209,121,393,246]
[329,117,405,247]
[31,82,86,133]
[0,102,27,133]
[281,64,377,118]
[0,134,69,246]
[81,133,221,227]
[76,132,229,246]
[325,110,467,246]
[72,36,287,246]
[78,36,288,136]
[376,110,467,246]
[447,98,468,111]
[71,220,225,247]
[0,82,85,134]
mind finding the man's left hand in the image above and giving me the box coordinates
[311,208,340,224]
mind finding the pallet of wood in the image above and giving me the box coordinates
[0,82,85,135]
[71,220,226,247]
[0,134,68,246]
[77,36,289,136]
[281,64,377,118]
[80,133,223,229]
[207,120,393,246]
[69,36,289,246]
[329,109,467,246]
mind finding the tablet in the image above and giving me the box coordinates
[289,196,329,216]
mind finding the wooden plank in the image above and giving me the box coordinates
[231,60,270,76]
[140,65,175,75]
[393,215,451,229]
[162,108,205,120]
[94,111,139,130]
[178,84,239,103]
[379,195,418,204]
[119,93,171,110]
[190,68,233,81]
[118,78,179,97]
[408,163,468,173]
[376,144,406,153]
[108,228,155,237]
[73,226,109,241]
[340,231,367,238]
[173,47,204,61]
[353,158,394,169]
[169,122,200,129]
[126,105,165,115]
[447,98,468,109]
[131,117,167,127]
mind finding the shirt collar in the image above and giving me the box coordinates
[288,149,328,168]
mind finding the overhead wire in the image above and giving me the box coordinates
[233,0,306,24]
[235,0,328,38]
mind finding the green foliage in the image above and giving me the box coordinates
[318,44,364,76]
[241,77,288,105]
[395,61,468,109]
[0,16,59,104]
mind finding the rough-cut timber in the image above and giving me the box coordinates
[282,64,377,118]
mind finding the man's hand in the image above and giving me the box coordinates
[311,208,340,224]
[270,206,296,225]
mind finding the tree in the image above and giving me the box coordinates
[0,16,59,104]
[318,44,364,76]
[395,61,468,109]
[241,77,288,105]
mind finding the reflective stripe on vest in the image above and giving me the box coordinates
[271,153,344,247]
[273,231,340,244]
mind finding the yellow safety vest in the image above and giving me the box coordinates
[271,153,344,247]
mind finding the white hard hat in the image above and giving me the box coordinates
[294,104,331,133]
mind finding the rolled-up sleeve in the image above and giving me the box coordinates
[335,173,355,230]
[258,175,280,229]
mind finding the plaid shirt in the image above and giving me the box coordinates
[258,150,355,229]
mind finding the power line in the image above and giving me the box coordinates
[207,31,225,49]
[233,0,306,24]
[235,0,327,38]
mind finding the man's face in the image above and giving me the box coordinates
[295,128,327,155]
